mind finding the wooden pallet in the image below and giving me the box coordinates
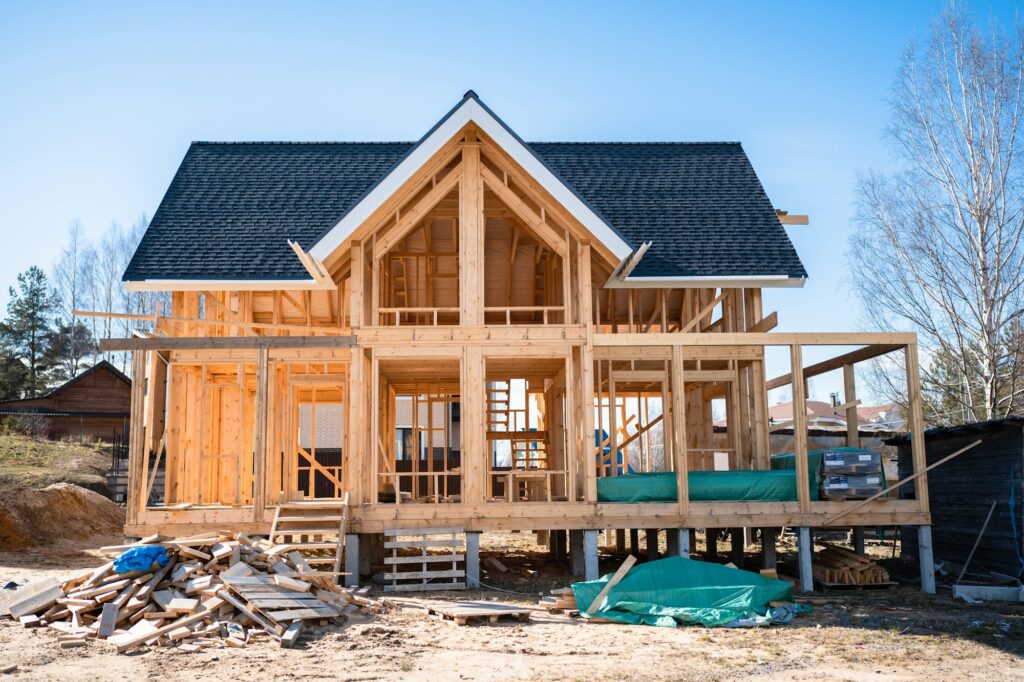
[421,600,531,625]
[220,575,344,623]
[383,527,466,592]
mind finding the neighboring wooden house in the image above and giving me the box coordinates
[0,361,131,442]
[894,418,1024,578]
[100,91,935,591]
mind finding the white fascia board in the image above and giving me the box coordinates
[124,278,331,292]
[308,97,634,262]
[609,274,806,289]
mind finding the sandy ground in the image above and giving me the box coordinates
[2,532,1023,681]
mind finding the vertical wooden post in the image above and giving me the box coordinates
[671,346,689,517]
[790,344,811,513]
[577,242,592,328]
[252,347,269,523]
[370,353,380,503]
[905,342,929,512]
[581,345,596,502]
[564,354,577,503]
[350,241,364,329]
[843,364,860,448]
[461,346,485,503]
[348,348,365,505]
[126,350,148,528]
[460,137,483,326]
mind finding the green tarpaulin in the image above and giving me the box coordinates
[596,469,819,503]
[571,556,794,627]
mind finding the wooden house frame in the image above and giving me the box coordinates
[104,92,936,592]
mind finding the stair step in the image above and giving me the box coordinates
[272,529,339,536]
[276,515,345,523]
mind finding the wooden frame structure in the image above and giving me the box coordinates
[107,119,932,572]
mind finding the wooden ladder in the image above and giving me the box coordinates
[268,492,350,583]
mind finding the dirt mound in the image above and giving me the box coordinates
[0,482,124,550]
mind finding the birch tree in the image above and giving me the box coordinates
[849,6,1024,422]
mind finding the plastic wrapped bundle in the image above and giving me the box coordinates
[821,447,882,475]
[821,473,886,500]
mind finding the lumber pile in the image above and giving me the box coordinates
[538,587,577,613]
[812,545,892,587]
[1,531,379,652]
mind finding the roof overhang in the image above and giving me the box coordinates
[605,273,806,289]
[308,92,634,263]
[124,278,332,292]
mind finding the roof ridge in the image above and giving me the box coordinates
[189,140,743,146]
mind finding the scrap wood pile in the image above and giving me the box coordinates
[1,531,380,651]
[539,587,577,614]
[812,545,892,587]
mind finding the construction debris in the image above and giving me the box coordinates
[0,530,380,652]
[539,587,577,613]
[812,545,893,588]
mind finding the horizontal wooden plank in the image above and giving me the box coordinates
[386,570,465,580]
[384,582,466,592]
[263,606,341,621]
[384,554,464,565]
[383,526,463,536]
[384,538,464,549]
[246,598,334,609]
[100,336,355,352]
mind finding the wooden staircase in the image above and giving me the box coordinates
[268,492,350,580]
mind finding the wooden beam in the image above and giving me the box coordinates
[671,346,689,516]
[746,311,778,333]
[766,344,904,390]
[790,344,810,514]
[460,142,484,325]
[126,350,147,526]
[373,163,463,259]
[904,343,929,512]
[843,364,860,448]
[776,210,809,225]
[100,336,356,352]
[480,165,566,257]
[680,290,725,333]
[252,347,269,523]
[594,333,916,347]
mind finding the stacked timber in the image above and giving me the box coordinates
[538,587,577,613]
[812,545,893,587]
[0,531,378,651]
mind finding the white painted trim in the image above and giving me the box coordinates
[608,275,806,289]
[124,278,334,292]
[308,97,634,262]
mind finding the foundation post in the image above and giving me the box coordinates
[570,530,585,575]
[667,528,691,557]
[762,528,777,569]
[466,531,481,588]
[629,529,639,556]
[358,534,372,575]
[706,529,719,560]
[615,529,626,553]
[645,529,659,560]
[918,525,936,594]
[584,529,600,580]
[798,527,814,593]
[730,527,745,567]
[344,533,359,588]
[853,526,866,555]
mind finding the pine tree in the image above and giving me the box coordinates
[1,266,58,397]
[45,320,97,382]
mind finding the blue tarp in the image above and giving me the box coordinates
[113,545,170,574]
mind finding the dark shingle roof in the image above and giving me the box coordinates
[123,140,807,282]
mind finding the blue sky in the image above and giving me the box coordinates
[0,0,1020,400]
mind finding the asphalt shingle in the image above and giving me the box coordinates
[123,140,807,282]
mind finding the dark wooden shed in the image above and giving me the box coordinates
[0,361,131,442]
[892,417,1024,578]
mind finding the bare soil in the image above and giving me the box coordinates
[0,483,124,550]
[2,531,1022,681]
[0,434,111,497]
